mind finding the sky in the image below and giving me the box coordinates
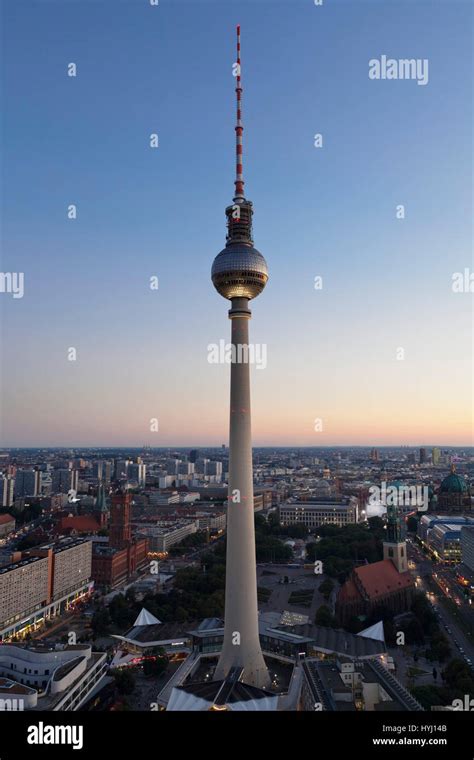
[0,0,472,447]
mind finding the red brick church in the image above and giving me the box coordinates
[336,504,415,625]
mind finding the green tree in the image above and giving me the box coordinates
[315,605,337,628]
[319,578,335,600]
[91,607,112,636]
[111,668,136,695]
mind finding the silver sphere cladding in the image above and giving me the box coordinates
[211,244,269,300]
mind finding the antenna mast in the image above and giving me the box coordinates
[234,24,245,202]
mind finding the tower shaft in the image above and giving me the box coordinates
[214,297,269,688]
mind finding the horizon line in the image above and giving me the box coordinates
[1,444,473,451]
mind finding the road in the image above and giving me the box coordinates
[407,541,474,667]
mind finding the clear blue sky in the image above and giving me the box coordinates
[1,0,472,446]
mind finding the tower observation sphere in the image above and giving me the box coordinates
[211,243,268,300]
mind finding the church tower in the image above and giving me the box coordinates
[383,501,408,573]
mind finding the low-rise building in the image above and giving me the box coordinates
[279,497,359,529]
[300,658,422,711]
[140,522,198,553]
[0,513,15,538]
[0,643,107,711]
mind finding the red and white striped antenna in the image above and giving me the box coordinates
[234,24,245,202]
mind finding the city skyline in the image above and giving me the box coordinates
[1,0,472,448]
[0,0,473,736]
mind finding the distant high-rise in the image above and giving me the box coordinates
[419,448,427,464]
[165,458,180,475]
[189,449,198,464]
[115,458,131,481]
[93,460,112,484]
[432,447,441,466]
[211,26,269,688]
[0,476,15,507]
[195,457,210,474]
[51,468,78,495]
[129,463,146,487]
[177,461,194,476]
[206,461,223,479]
[14,468,40,498]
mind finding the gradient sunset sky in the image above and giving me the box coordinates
[0,0,472,447]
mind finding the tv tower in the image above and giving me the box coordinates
[211,25,270,689]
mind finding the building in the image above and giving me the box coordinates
[165,459,180,475]
[195,511,226,532]
[0,556,51,638]
[206,461,223,479]
[0,643,107,711]
[0,538,94,640]
[429,523,464,564]
[419,448,427,464]
[279,497,359,529]
[0,476,15,507]
[51,469,79,495]
[457,526,474,593]
[55,515,102,536]
[195,458,210,474]
[129,463,146,487]
[109,489,132,548]
[432,447,441,466]
[461,526,474,572]
[148,490,181,506]
[419,513,474,539]
[50,539,92,600]
[158,476,176,489]
[91,486,149,589]
[92,460,112,484]
[300,658,422,712]
[94,482,109,528]
[336,503,414,625]
[436,465,471,512]
[14,469,40,498]
[370,448,379,462]
[418,515,474,562]
[140,522,197,553]
[177,462,194,476]
[210,26,269,691]
[115,459,132,481]
[0,513,15,537]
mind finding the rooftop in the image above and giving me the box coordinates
[354,560,414,600]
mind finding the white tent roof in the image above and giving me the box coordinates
[357,621,385,643]
[166,687,278,712]
[133,608,162,627]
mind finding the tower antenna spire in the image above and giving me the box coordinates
[234,24,245,202]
